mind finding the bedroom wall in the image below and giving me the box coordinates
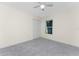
[71,6,79,47]
[40,4,77,47]
[50,9,75,46]
[0,5,33,48]
[41,3,79,47]
[50,5,79,47]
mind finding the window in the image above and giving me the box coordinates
[46,20,52,34]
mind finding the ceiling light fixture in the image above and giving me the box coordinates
[40,4,45,9]
[34,2,53,11]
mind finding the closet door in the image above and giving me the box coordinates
[33,20,41,39]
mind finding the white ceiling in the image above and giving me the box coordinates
[0,2,79,18]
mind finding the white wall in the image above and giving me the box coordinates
[70,6,79,47]
[0,5,33,48]
[51,6,79,47]
[51,9,75,45]
[41,4,79,47]
[42,4,79,47]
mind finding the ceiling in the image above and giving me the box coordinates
[0,2,79,18]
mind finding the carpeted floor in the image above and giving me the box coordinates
[0,37,79,56]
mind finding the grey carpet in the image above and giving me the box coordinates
[0,37,79,56]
